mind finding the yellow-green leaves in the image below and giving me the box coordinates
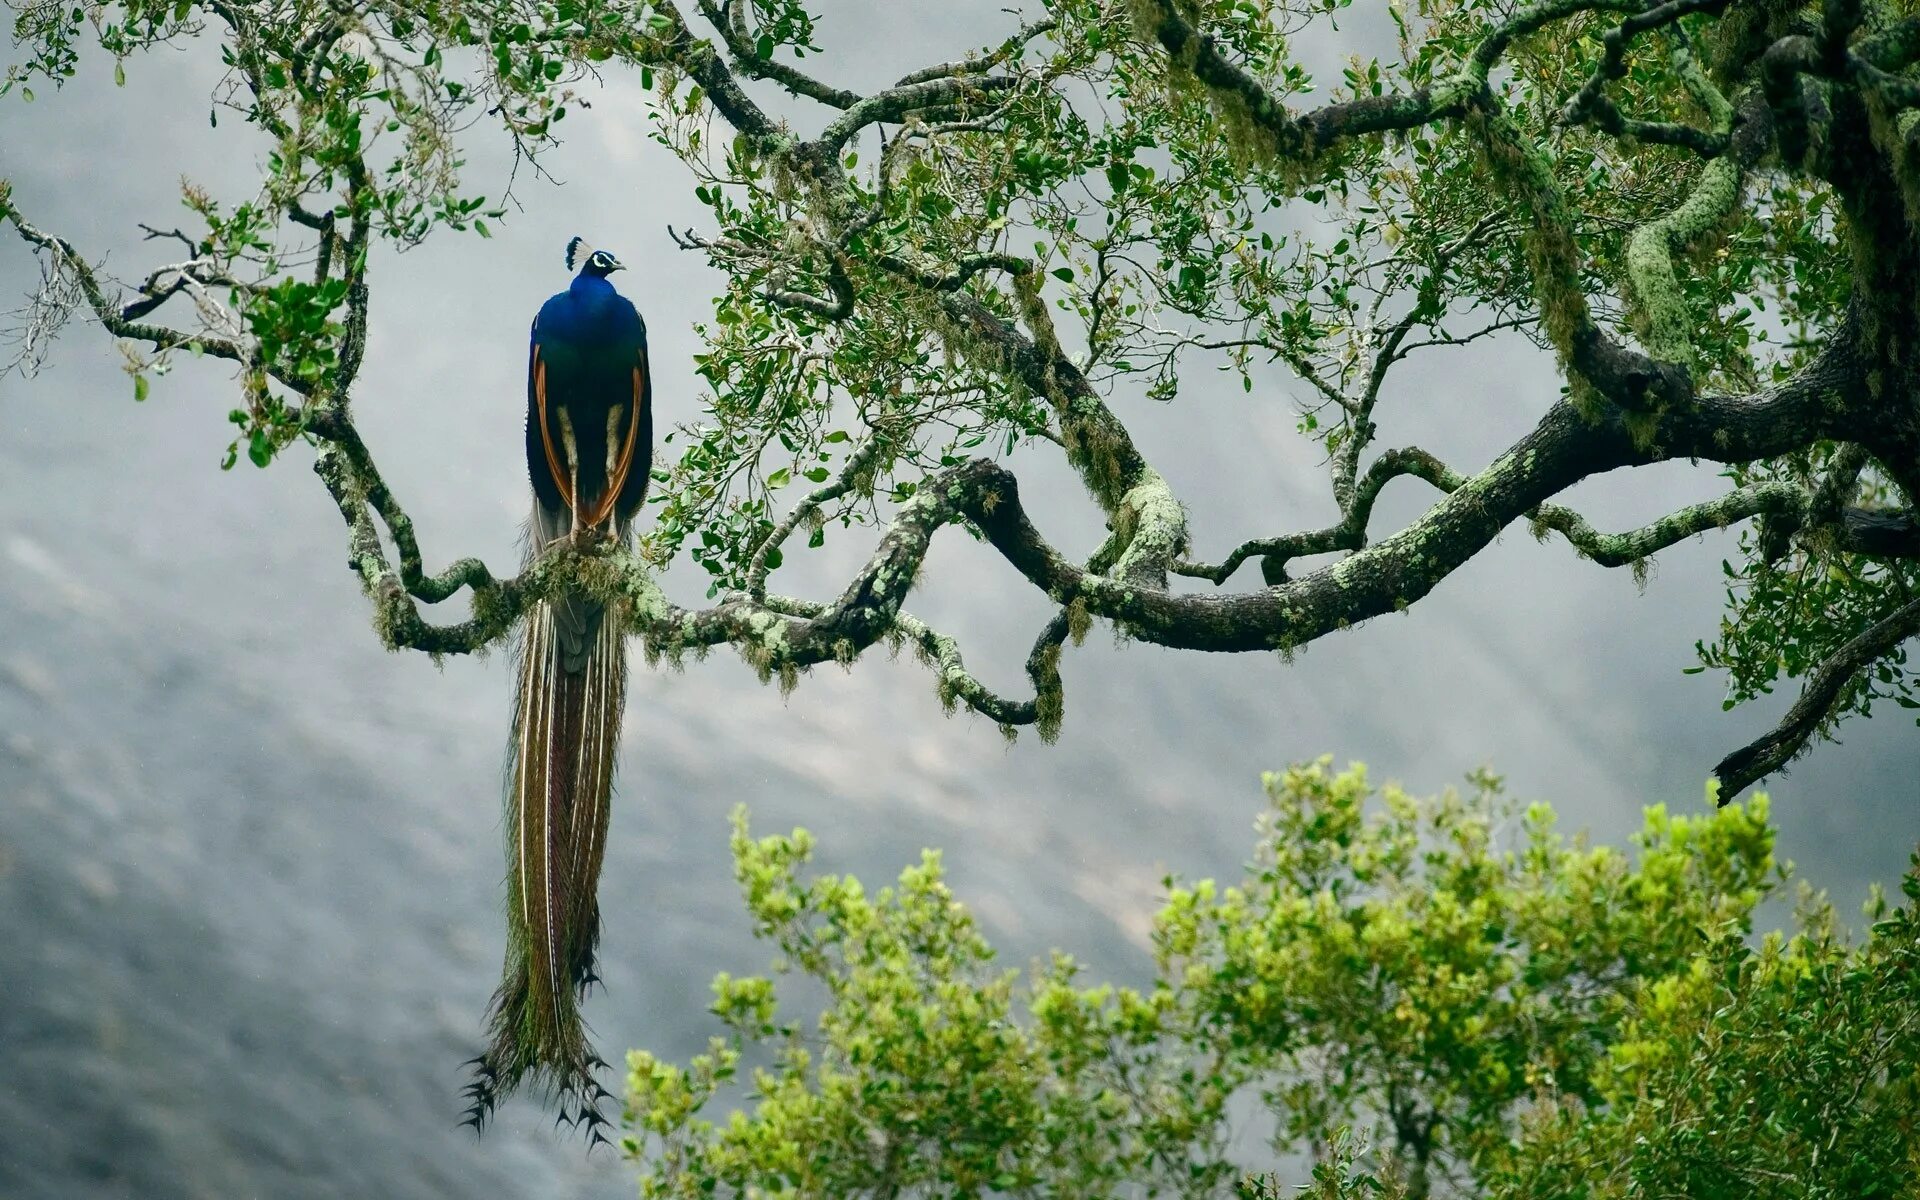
[623,764,1920,1198]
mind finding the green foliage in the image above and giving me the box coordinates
[1699,445,1920,726]
[622,761,1920,1198]
[624,811,1213,1197]
[1155,762,1776,1187]
[1493,867,1920,1198]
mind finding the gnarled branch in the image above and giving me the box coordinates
[1715,593,1920,799]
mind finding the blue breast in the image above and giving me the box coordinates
[533,276,646,369]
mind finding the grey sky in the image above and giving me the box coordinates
[1,3,1914,1196]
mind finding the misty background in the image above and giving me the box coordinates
[1,3,1913,1196]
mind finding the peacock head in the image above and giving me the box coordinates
[565,236,625,278]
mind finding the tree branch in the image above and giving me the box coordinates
[1714,592,1920,799]
[637,1,782,145]
[1175,447,1458,585]
[747,429,888,601]
[1560,0,1733,160]
[0,189,253,372]
[692,0,860,110]
[1140,0,1663,167]
[1530,481,1806,567]
[813,74,1020,153]
[1837,508,1920,559]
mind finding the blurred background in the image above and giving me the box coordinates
[1,3,1913,1196]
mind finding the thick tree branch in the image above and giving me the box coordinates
[1837,507,1920,558]
[343,328,1862,714]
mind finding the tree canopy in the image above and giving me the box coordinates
[620,760,1920,1198]
[5,2,1920,789]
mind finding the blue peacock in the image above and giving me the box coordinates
[464,237,652,1142]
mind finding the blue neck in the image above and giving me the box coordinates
[571,272,617,296]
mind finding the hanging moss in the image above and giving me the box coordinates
[1031,636,1065,744]
[1620,44,1741,381]
[1066,597,1092,647]
[1464,103,1604,417]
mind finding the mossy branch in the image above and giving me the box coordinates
[1174,448,1463,585]
[1619,41,1743,373]
[1562,6,1735,156]
[1530,480,1807,566]
[1182,459,1811,586]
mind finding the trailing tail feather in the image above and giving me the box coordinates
[465,515,628,1141]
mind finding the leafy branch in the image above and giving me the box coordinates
[7,0,1920,793]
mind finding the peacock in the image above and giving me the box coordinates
[464,237,653,1143]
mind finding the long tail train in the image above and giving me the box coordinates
[463,546,627,1144]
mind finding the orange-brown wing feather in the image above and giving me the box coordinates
[533,346,576,513]
[582,360,645,530]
